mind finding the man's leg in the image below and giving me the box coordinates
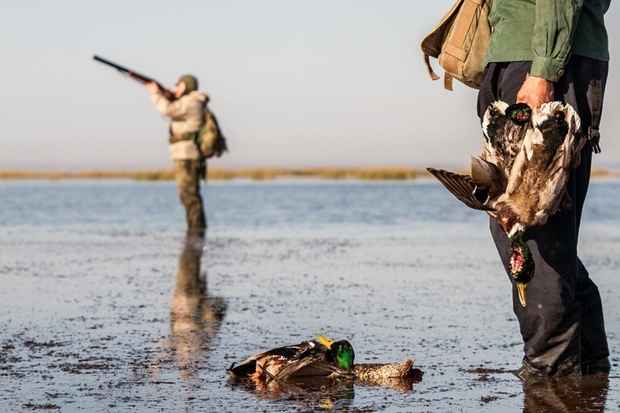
[558,57,610,372]
[174,160,206,232]
[477,60,608,376]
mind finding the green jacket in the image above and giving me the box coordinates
[483,0,610,82]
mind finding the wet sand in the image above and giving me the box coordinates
[1,181,619,412]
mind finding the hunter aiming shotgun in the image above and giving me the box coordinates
[93,55,176,100]
[94,54,227,232]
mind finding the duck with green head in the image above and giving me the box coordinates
[317,333,355,370]
[227,334,355,382]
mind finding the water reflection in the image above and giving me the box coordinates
[227,362,422,405]
[522,375,609,412]
[170,234,227,378]
[228,375,355,409]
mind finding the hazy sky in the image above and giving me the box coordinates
[1,0,619,171]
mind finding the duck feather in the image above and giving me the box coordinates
[427,101,581,306]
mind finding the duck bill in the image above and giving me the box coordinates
[316,334,333,348]
[517,283,528,307]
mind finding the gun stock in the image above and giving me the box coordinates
[93,55,175,100]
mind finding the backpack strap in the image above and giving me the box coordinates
[423,54,441,81]
[444,73,454,91]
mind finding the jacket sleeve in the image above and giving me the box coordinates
[531,0,583,82]
[150,91,188,118]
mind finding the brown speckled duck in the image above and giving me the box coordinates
[428,101,582,307]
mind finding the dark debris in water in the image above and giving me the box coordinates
[480,395,499,404]
[23,340,65,349]
[22,402,61,410]
[467,367,514,374]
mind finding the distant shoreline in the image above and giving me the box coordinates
[0,167,617,181]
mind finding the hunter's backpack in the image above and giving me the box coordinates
[420,0,492,91]
[194,107,228,160]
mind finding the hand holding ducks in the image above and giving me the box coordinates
[428,101,582,307]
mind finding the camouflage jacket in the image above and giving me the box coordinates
[150,90,209,160]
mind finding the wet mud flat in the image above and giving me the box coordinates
[1,225,619,412]
[1,180,620,412]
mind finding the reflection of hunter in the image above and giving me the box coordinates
[93,55,228,235]
[170,236,227,376]
[522,375,609,413]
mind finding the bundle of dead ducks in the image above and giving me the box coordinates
[427,101,582,307]
[227,334,422,386]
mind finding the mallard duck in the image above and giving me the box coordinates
[227,334,355,381]
[427,101,582,307]
[228,334,422,387]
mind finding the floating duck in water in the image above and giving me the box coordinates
[427,101,582,307]
[227,334,421,385]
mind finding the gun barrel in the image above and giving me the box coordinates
[93,55,130,73]
[93,55,154,84]
[93,54,174,98]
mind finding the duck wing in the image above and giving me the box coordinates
[529,102,581,218]
[481,101,509,150]
[504,129,534,196]
[227,340,320,378]
[274,357,352,380]
[426,167,494,211]
[470,155,507,199]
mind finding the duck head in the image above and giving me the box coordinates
[316,334,355,370]
[508,232,535,307]
[505,103,532,126]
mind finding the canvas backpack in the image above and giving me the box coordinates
[420,0,492,91]
[193,107,228,160]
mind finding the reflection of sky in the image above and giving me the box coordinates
[3,179,620,233]
[0,180,491,235]
[1,1,620,170]
[582,181,620,222]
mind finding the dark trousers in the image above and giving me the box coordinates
[477,57,609,375]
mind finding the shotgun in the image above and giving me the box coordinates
[93,55,175,100]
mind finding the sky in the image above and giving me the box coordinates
[1,0,619,171]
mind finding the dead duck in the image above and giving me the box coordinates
[227,334,355,381]
[427,101,582,307]
[228,334,421,385]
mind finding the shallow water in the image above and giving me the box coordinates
[1,179,619,412]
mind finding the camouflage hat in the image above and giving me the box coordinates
[177,75,198,96]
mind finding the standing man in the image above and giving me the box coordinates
[147,75,208,235]
[477,0,611,377]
